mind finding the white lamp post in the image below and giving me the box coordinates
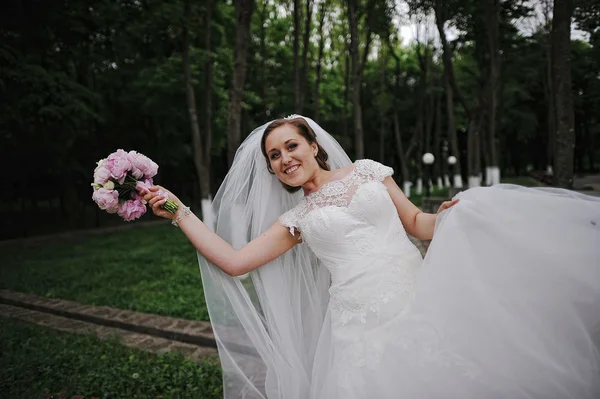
[447,155,463,188]
[422,152,435,198]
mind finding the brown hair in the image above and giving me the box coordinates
[260,117,330,193]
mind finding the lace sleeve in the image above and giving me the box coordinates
[279,208,301,239]
[355,159,394,181]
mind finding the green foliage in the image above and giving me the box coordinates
[0,0,599,238]
[0,318,222,399]
[0,224,210,321]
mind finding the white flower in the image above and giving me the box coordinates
[104,181,115,190]
[91,183,101,190]
[96,158,106,168]
[132,372,139,379]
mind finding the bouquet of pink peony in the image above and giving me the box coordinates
[91,149,178,221]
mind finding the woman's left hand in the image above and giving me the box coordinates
[436,199,460,214]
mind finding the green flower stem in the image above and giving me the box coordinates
[116,174,178,214]
[161,199,179,214]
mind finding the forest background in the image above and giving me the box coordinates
[1,0,598,239]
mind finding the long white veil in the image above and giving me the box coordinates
[196,115,600,398]
[197,116,351,398]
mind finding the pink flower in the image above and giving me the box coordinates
[106,149,132,184]
[92,188,119,214]
[93,165,111,185]
[117,195,147,221]
[127,151,145,179]
[128,151,158,178]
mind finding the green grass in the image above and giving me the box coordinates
[0,318,222,399]
[0,179,531,323]
[410,187,451,207]
[0,224,210,321]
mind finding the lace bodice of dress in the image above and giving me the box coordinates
[279,159,423,325]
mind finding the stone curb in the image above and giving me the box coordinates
[0,236,429,359]
[0,302,217,361]
[0,289,216,349]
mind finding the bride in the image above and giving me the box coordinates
[140,115,600,399]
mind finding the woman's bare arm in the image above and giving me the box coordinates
[382,177,458,240]
[143,186,299,276]
[177,215,299,276]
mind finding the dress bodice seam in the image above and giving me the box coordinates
[304,162,358,199]
[298,180,386,225]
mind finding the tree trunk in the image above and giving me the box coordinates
[545,43,556,173]
[293,0,301,113]
[182,21,209,203]
[204,0,213,194]
[414,62,426,193]
[416,45,431,154]
[467,113,482,187]
[432,92,443,188]
[300,0,313,113]
[434,0,463,188]
[388,44,416,195]
[551,0,575,188]
[540,0,555,173]
[394,113,410,187]
[259,0,270,119]
[313,1,327,121]
[343,52,350,138]
[227,0,254,167]
[379,54,388,162]
[484,0,500,185]
[442,55,462,188]
[347,0,371,159]
[434,0,472,119]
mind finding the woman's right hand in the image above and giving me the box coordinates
[139,185,183,220]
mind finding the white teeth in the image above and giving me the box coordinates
[285,166,299,174]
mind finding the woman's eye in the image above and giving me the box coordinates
[270,153,280,160]
[288,143,297,150]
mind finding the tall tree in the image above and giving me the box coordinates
[347,0,373,159]
[313,0,329,121]
[300,0,314,113]
[386,36,415,194]
[539,0,556,173]
[227,0,255,166]
[258,0,270,119]
[484,0,501,185]
[202,0,215,222]
[182,3,209,207]
[414,40,429,193]
[293,0,302,113]
[551,0,575,188]
[433,0,463,187]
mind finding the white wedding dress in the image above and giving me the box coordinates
[197,116,600,399]
[271,159,600,399]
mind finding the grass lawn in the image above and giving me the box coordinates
[0,223,210,321]
[0,178,535,322]
[410,187,450,206]
[0,318,222,399]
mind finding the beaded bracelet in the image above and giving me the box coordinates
[171,206,193,227]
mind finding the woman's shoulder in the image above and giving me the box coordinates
[354,159,394,180]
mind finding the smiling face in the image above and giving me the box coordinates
[264,124,320,189]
